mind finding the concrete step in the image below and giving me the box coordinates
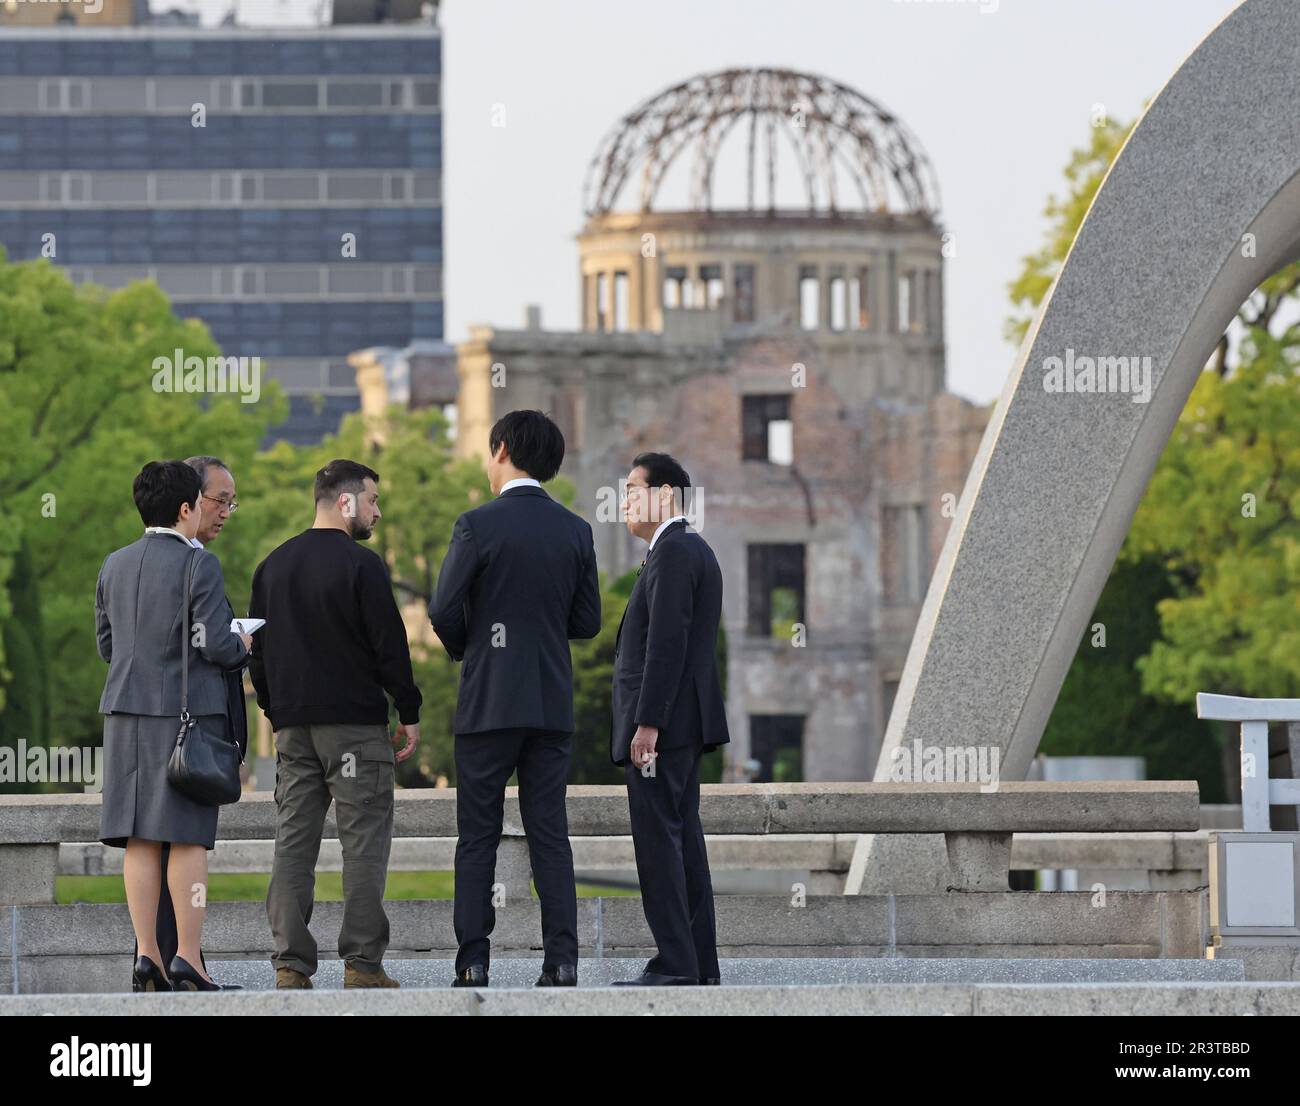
[5,949,1249,994]
[11,892,1209,960]
[75,955,1257,992]
[3,977,1297,1017]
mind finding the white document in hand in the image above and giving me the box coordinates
[231,618,266,634]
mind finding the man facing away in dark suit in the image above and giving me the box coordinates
[610,452,730,987]
[137,455,247,977]
[429,409,601,989]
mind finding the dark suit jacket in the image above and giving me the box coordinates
[429,484,601,735]
[219,592,250,759]
[611,518,730,766]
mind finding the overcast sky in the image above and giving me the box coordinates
[182,0,1242,403]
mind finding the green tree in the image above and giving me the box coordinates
[0,255,285,759]
[0,539,50,755]
[1127,313,1300,723]
[1005,117,1244,797]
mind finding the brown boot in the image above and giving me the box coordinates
[344,963,400,989]
[275,967,313,990]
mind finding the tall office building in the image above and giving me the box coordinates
[0,3,442,444]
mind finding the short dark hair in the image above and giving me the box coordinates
[314,459,380,505]
[632,451,691,494]
[184,455,230,491]
[488,409,565,483]
[133,460,202,527]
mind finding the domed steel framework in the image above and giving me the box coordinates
[583,67,941,218]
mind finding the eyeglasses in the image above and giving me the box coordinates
[202,494,239,514]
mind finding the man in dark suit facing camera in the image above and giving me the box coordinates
[429,409,601,989]
[611,452,730,987]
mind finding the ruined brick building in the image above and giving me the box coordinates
[361,68,990,781]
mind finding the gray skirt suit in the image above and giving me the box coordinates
[95,531,249,850]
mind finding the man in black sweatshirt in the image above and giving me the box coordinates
[249,459,421,991]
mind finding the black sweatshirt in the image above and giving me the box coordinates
[248,527,422,729]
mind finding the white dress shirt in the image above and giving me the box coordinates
[499,477,542,495]
[145,525,201,548]
[648,515,687,551]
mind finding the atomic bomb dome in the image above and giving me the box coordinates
[573,67,946,340]
[583,67,942,217]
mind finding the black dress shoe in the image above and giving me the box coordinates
[131,955,172,993]
[195,954,243,991]
[700,976,720,986]
[168,955,223,992]
[611,971,698,986]
[535,964,577,987]
[453,965,489,988]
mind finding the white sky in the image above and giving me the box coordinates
[179,0,1243,404]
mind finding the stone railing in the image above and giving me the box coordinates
[1,781,1213,992]
[0,780,1201,904]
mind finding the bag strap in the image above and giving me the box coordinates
[181,547,199,721]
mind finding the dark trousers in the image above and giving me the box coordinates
[453,729,577,973]
[624,743,719,980]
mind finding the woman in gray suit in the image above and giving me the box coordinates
[96,460,252,992]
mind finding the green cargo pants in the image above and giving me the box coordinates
[266,722,395,975]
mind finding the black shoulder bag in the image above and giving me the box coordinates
[167,549,243,806]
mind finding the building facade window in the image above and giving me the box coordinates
[829,268,846,331]
[798,264,819,330]
[733,262,755,322]
[924,269,940,335]
[741,394,792,464]
[6,76,438,116]
[749,715,805,782]
[747,543,806,637]
[898,269,924,334]
[613,271,629,331]
[700,263,724,309]
[663,266,686,309]
[852,265,871,329]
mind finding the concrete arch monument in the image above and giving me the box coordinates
[856,0,1300,891]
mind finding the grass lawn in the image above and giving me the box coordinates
[57,872,639,904]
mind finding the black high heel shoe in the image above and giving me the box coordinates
[131,955,172,993]
[168,955,228,992]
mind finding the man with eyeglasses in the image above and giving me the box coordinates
[185,456,246,767]
[133,455,246,981]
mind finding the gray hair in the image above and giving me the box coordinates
[184,455,232,491]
